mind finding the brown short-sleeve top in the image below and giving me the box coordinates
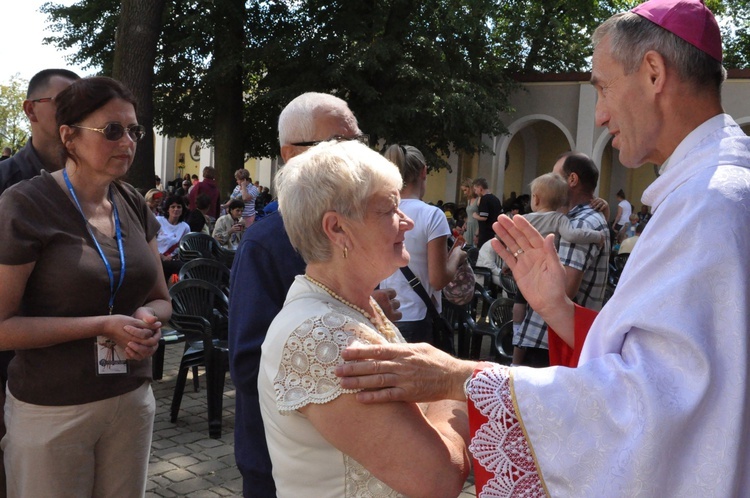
[0,171,161,405]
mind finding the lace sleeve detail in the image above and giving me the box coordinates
[274,309,380,413]
[467,366,546,497]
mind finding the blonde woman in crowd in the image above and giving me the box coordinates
[459,177,479,246]
[259,140,470,497]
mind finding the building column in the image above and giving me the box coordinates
[154,131,177,183]
[490,135,507,197]
[576,83,602,196]
[575,83,598,157]
[443,152,460,202]
[200,144,214,168]
[478,134,502,198]
[520,127,538,193]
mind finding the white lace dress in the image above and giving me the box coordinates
[259,276,406,498]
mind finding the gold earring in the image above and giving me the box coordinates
[343,246,348,259]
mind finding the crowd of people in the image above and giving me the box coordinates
[0,0,748,496]
[135,166,277,281]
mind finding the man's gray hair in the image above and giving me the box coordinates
[278,92,358,146]
[275,140,403,263]
[593,12,726,91]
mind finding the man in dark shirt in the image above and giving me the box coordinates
[188,166,221,219]
[0,69,80,193]
[0,148,10,161]
[472,177,503,248]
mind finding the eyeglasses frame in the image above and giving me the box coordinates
[71,123,147,142]
[290,134,369,147]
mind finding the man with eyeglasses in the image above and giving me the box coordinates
[228,92,394,497]
[0,69,80,194]
[0,67,79,497]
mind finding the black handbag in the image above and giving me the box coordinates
[399,267,456,356]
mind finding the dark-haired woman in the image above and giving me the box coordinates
[156,194,190,282]
[0,76,170,497]
[186,193,213,235]
[157,194,190,257]
[213,199,245,250]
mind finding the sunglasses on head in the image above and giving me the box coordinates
[71,123,147,142]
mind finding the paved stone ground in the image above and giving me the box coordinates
[147,344,241,497]
[148,340,477,497]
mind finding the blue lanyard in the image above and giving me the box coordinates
[63,169,126,314]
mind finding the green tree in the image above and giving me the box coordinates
[0,75,30,154]
[43,0,518,172]
[44,0,247,189]
[42,0,120,75]
[41,0,750,179]
[490,0,617,73]
[243,0,515,168]
[42,0,168,190]
[208,0,247,189]
[719,0,750,69]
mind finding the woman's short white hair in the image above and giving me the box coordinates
[278,92,358,146]
[276,140,403,263]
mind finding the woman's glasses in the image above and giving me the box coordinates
[71,123,147,142]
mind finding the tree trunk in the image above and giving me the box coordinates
[210,0,246,197]
[113,0,167,191]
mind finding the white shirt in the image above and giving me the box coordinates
[155,216,190,254]
[260,277,405,498]
[380,199,450,320]
[504,114,750,496]
[476,239,503,286]
[616,199,632,225]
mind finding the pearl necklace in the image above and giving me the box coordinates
[304,274,396,342]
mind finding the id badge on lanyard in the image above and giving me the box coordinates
[96,336,129,374]
[63,169,130,376]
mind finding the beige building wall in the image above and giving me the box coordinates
[478,71,750,219]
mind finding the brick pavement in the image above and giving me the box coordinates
[147,343,240,497]
[148,341,476,497]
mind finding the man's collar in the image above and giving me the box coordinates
[659,114,729,175]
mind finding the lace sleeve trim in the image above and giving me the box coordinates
[274,308,384,413]
[467,365,547,497]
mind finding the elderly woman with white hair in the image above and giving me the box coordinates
[259,140,470,497]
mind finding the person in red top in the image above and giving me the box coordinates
[188,166,221,219]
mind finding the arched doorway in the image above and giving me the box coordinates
[500,117,574,202]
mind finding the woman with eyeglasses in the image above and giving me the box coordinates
[260,140,469,497]
[0,76,170,497]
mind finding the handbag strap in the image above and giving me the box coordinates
[399,266,442,321]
